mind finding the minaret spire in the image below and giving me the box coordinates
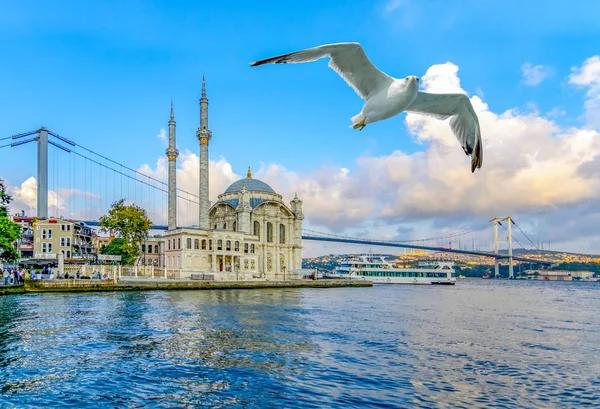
[197,76,212,229]
[166,101,179,230]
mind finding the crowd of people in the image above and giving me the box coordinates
[0,265,112,284]
[1,267,26,285]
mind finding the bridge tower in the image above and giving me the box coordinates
[491,216,514,279]
[36,127,49,219]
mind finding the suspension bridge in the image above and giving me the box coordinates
[2,127,554,276]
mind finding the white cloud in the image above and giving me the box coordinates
[157,128,167,147]
[569,55,600,129]
[385,0,407,12]
[521,62,551,86]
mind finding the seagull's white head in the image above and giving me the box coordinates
[405,76,419,84]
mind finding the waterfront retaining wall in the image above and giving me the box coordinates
[24,279,372,293]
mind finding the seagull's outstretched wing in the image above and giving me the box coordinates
[406,92,483,173]
[250,42,393,100]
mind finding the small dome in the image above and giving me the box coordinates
[224,178,275,194]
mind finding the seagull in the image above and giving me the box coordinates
[250,42,483,172]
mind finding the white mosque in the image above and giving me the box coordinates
[162,78,304,280]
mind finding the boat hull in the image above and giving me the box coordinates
[323,274,456,285]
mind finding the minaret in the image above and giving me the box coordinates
[197,76,212,229]
[166,101,179,230]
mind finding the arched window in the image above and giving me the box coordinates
[244,243,248,253]
[186,238,192,249]
[155,245,159,253]
[267,222,273,243]
[66,237,70,246]
[250,244,255,254]
[194,239,199,249]
[209,240,212,250]
[217,240,222,250]
[202,240,207,250]
[226,240,231,251]
[148,245,153,253]
[42,229,46,239]
[67,250,71,258]
[280,224,286,244]
[253,221,260,239]
[48,229,52,239]
[223,223,227,230]
[233,221,237,232]
[42,242,47,252]
[48,243,52,253]
[234,241,239,251]
[214,224,217,230]
[60,237,65,246]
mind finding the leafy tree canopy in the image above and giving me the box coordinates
[0,179,22,262]
[100,238,135,265]
[99,199,151,265]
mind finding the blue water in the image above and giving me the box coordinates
[0,280,599,408]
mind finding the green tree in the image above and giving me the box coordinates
[0,179,22,262]
[99,199,151,265]
[99,238,135,265]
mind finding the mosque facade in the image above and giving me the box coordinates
[163,78,304,280]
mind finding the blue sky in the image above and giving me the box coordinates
[2,0,600,254]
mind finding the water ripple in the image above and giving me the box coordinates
[0,280,598,408]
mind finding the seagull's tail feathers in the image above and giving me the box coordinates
[350,112,366,128]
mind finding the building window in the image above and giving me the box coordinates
[214,224,217,229]
[42,243,47,253]
[253,221,260,239]
[202,240,207,250]
[234,241,239,252]
[155,245,159,253]
[280,224,286,244]
[48,229,52,239]
[217,240,222,250]
[267,223,273,243]
[194,239,199,249]
[250,244,255,254]
[66,237,70,246]
[187,238,192,249]
[226,240,231,251]
[244,243,248,253]
[148,245,153,254]
[178,238,181,249]
[209,240,212,250]
[67,250,71,258]
[142,244,146,252]
[233,221,237,232]
[61,237,65,246]
[67,225,71,231]
[48,243,52,253]
[42,229,46,239]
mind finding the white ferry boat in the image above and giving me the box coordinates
[324,255,456,285]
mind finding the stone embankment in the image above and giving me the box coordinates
[21,278,372,293]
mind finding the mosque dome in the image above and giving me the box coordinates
[223,167,275,194]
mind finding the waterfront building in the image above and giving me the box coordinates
[32,218,93,261]
[92,231,113,255]
[163,78,303,280]
[139,237,165,267]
